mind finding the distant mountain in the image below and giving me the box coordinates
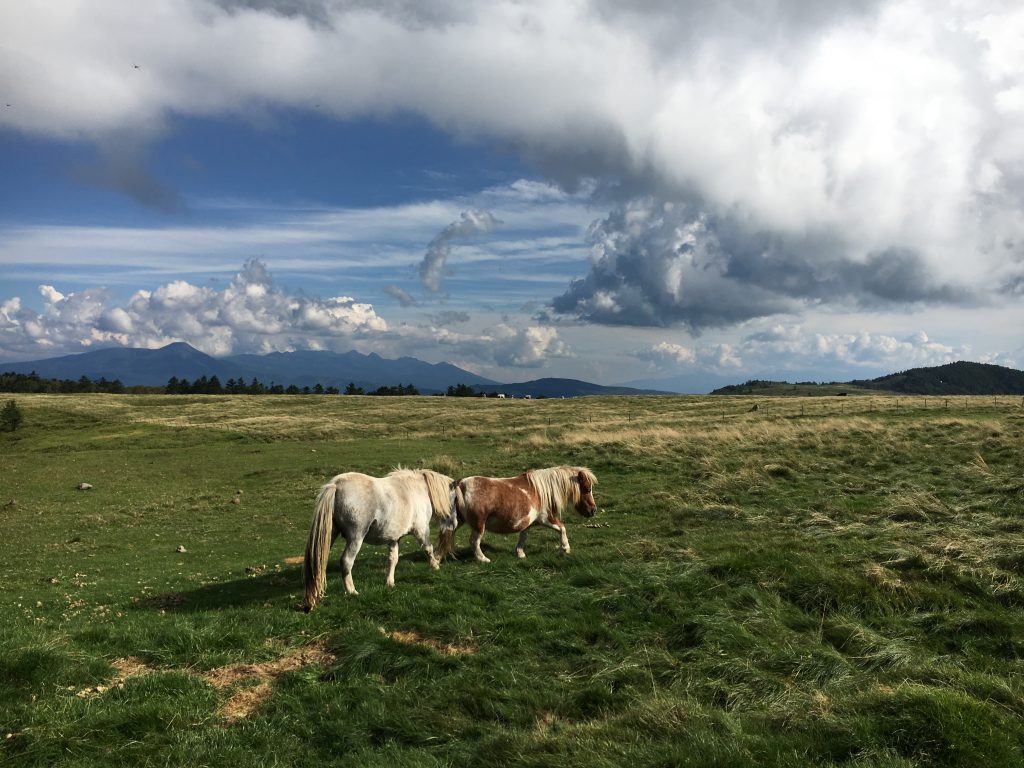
[0,342,247,386]
[223,349,496,392]
[0,344,679,396]
[477,378,671,398]
[710,361,1024,396]
[0,343,495,393]
[854,361,1024,395]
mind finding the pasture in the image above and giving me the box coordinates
[1,393,1023,766]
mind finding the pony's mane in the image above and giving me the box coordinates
[387,466,453,520]
[527,466,597,514]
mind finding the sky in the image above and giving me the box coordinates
[2,0,1023,391]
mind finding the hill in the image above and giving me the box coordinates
[854,361,1024,395]
[711,361,1024,396]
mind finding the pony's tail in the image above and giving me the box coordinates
[422,470,454,522]
[303,481,337,612]
[436,481,464,561]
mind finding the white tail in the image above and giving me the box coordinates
[303,481,337,612]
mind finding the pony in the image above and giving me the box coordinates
[303,468,456,611]
[437,466,597,562]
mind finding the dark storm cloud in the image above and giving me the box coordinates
[553,199,976,330]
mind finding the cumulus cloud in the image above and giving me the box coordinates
[635,341,696,368]
[0,259,571,371]
[0,259,387,358]
[419,209,501,292]
[629,324,1010,377]
[554,198,975,331]
[3,0,1024,326]
[734,324,997,374]
[423,322,569,369]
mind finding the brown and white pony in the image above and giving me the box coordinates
[303,468,456,611]
[438,466,597,562]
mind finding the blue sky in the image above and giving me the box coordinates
[2,1,1023,390]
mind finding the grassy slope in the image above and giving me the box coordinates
[1,394,1023,766]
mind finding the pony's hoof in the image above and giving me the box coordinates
[515,550,526,559]
[476,555,491,564]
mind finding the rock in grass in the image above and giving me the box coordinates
[176,545,187,553]
[77,483,93,491]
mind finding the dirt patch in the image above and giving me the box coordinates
[282,556,304,565]
[73,642,334,720]
[77,656,155,698]
[203,638,336,722]
[219,681,273,722]
[384,628,476,656]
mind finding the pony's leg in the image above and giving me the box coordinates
[558,525,571,554]
[340,535,364,595]
[385,541,400,587]
[414,527,440,569]
[540,518,571,553]
[515,529,529,558]
[469,526,491,563]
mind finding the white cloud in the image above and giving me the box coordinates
[735,325,1000,374]
[421,321,570,369]
[0,259,387,358]
[635,341,696,369]
[3,0,1022,297]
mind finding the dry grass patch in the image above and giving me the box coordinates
[884,491,951,522]
[204,639,336,722]
[864,563,905,592]
[76,656,157,698]
[382,628,476,657]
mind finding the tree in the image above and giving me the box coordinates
[447,383,478,397]
[1,399,23,432]
[345,382,364,395]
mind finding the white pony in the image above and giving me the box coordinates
[303,468,456,611]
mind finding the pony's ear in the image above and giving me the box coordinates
[577,469,587,485]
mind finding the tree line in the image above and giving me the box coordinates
[0,371,426,396]
[0,371,137,394]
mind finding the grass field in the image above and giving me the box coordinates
[2,393,1023,766]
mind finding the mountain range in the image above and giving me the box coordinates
[0,343,667,397]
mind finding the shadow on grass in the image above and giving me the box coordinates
[130,550,446,613]
[129,568,305,613]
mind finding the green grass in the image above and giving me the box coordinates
[1,393,1023,766]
